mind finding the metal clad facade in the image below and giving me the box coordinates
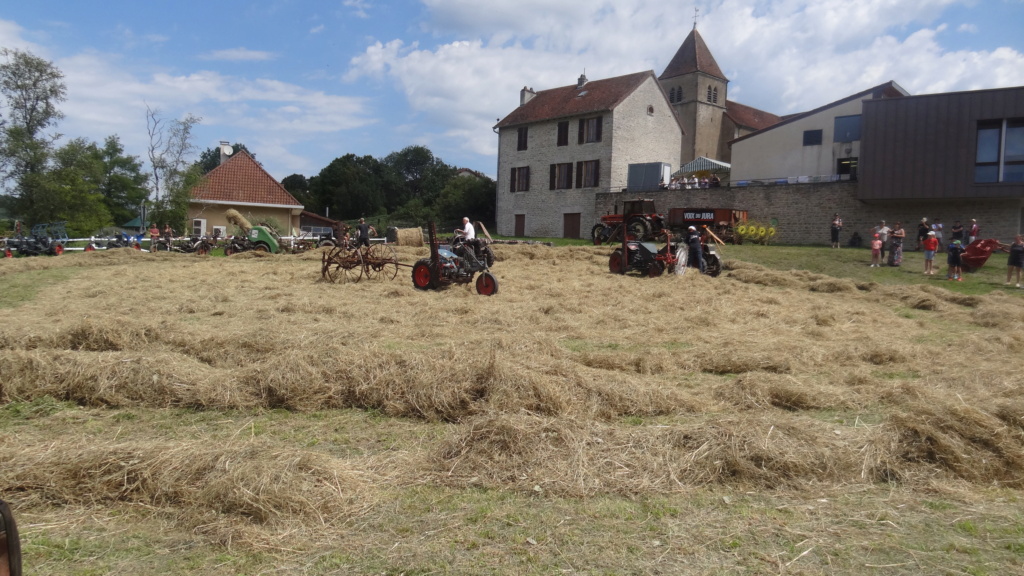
[860,86,1024,200]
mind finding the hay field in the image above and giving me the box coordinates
[1,245,1024,575]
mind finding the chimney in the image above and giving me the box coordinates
[219,141,232,165]
[577,72,588,89]
[520,86,536,106]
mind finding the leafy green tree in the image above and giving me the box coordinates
[194,142,250,174]
[381,145,456,210]
[308,154,386,219]
[0,48,67,222]
[98,135,149,226]
[280,173,312,208]
[434,174,496,229]
[45,138,113,236]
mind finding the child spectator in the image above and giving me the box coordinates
[870,234,882,267]
[947,239,965,281]
[922,231,939,275]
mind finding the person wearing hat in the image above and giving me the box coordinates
[916,218,930,251]
[830,213,843,248]
[869,233,883,267]
[685,225,705,274]
[922,230,939,275]
[968,219,980,245]
[947,239,966,281]
[931,217,944,252]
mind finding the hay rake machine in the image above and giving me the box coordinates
[320,241,399,284]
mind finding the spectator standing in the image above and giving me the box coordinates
[148,223,159,248]
[916,218,930,251]
[922,231,939,275]
[887,221,905,266]
[968,219,980,245]
[951,220,964,244]
[931,217,944,252]
[873,220,891,261]
[947,239,965,281]
[710,174,721,187]
[1003,235,1024,288]
[830,213,843,248]
[869,234,883,267]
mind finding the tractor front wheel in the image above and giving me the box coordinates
[591,224,607,245]
[609,248,626,274]
[254,243,270,253]
[476,272,499,295]
[647,261,665,277]
[412,259,436,290]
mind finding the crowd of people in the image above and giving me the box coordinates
[663,174,721,190]
[833,214,1023,287]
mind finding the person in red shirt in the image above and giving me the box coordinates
[869,234,883,267]
[922,231,939,275]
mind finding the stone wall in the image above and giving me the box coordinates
[596,181,1023,245]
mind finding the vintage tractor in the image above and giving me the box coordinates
[609,230,722,277]
[4,221,66,257]
[592,199,668,244]
[411,221,498,295]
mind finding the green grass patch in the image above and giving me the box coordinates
[0,267,80,308]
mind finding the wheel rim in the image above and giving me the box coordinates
[609,250,624,274]
[54,245,64,256]
[327,249,362,283]
[648,261,665,277]
[367,244,399,281]
[476,272,498,295]
[254,244,269,253]
[412,261,433,289]
[85,244,95,252]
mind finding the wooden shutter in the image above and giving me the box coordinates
[510,167,517,192]
[549,164,556,190]
[593,160,600,187]
[578,120,584,144]
[596,116,603,142]
[575,162,583,188]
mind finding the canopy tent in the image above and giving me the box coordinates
[674,156,731,176]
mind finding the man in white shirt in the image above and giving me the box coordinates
[461,217,475,240]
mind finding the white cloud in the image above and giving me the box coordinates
[310,24,326,34]
[345,0,1024,162]
[343,0,371,18]
[199,48,277,61]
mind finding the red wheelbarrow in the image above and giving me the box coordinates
[961,238,1002,272]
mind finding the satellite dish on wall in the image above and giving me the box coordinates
[220,144,234,156]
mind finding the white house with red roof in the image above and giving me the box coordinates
[188,150,304,237]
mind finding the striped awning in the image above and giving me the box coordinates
[674,156,731,175]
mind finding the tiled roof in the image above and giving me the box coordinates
[494,71,655,129]
[725,100,782,131]
[659,27,727,82]
[190,151,303,207]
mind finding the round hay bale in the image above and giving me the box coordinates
[393,228,424,247]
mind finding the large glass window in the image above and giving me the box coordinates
[803,129,823,146]
[834,115,862,142]
[975,119,1024,183]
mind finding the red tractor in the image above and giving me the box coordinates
[592,199,667,244]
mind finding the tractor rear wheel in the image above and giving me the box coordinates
[254,243,270,253]
[704,253,722,277]
[476,272,499,295]
[412,258,436,290]
[608,248,626,274]
[647,261,665,277]
[626,217,651,241]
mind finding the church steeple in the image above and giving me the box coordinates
[659,27,727,82]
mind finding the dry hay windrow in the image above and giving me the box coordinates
[2,242,1024,499]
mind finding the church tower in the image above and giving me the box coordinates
[659,25,729,165]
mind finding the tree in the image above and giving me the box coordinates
[194,142,250,174]
[98,135,149,226]
[145,105,201,229]
[0,48,67,220]
[280,173,312,208]
[46,138,112,236]
[381,145,456,210]
[434,174,496,229]
[308,154,387,220]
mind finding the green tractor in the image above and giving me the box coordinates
[223,209,281,255]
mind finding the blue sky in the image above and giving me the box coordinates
[2,0,1023,183]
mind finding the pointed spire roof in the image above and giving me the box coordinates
[659,27,727,82]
